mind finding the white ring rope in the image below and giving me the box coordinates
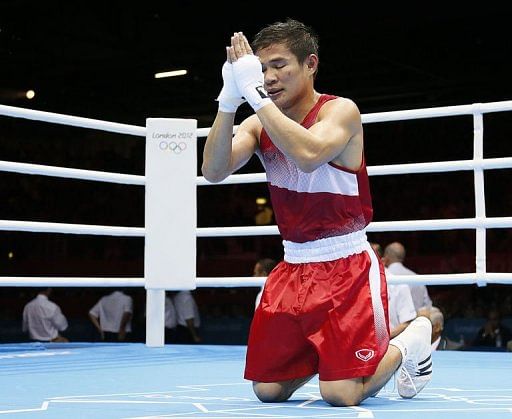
[1,217,511,238]
[367,157,512,176]
[196,217,512,238]
[0,101,511,288]
[360,101,512,123]
[0,220,144,236]
[0,277,145,287]
[3,101,512,137]
[0,273,510,288]
[0,160,145,185]
[0,104,146,137]
[0,104,212,138]
[2,156,511,188]
[367,217,512,232]
[3,157,512,186]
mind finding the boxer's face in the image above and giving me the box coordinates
[257,43,313,110]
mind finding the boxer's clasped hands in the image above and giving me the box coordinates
[216,58,246,113]
[217,32,272,113]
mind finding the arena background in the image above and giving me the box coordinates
[1,2,511,344]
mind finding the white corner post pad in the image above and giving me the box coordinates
[144,118,197,347]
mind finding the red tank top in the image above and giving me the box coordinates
[258,94,373,243]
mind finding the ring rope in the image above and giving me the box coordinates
[3,102,512,138]
[360,101,512,123]
[2,157,511,187]
[0,274,510,288]
[0,160,145,185]
[0,220,144,236]
[0,104,146,137]
[0,104,213,138]
[2,217,511,237]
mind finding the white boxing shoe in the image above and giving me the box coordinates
[391,316,433,398]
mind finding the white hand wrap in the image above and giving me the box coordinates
[216,61,246,113]
[232,55,272,111]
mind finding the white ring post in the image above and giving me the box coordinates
[473,108,487,287]
[145,118,197,347]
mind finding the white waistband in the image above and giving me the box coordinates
[283,230,368,263]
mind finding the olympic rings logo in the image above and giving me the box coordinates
[159,141,187,153]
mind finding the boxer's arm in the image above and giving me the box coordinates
[257,99,361,172]
[202,44,255,183]
[202,114,259,183]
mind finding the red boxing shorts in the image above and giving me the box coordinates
[245,238,389,383]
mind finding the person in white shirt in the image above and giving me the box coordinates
[387,283,417,338]
[383,242,433,315]
[370,243,417,338]
[22,288,69,342]
[89,290,133,342]
[165,291,201,343]
[253,258,277,309]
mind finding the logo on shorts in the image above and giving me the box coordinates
[355,349,375,362]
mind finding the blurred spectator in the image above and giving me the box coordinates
[165,291,201,343]
[89,289,133,342]
[369,242,383,258]
[383,242,433,314]
[254,198,274,225]
[472,308,512,349]
[372,241,417,338]
[253,258,278,309]
[387,282,417,338]
[430,306,463,350]
[22,288,69,342]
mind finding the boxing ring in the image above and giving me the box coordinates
[1,100,512,417]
